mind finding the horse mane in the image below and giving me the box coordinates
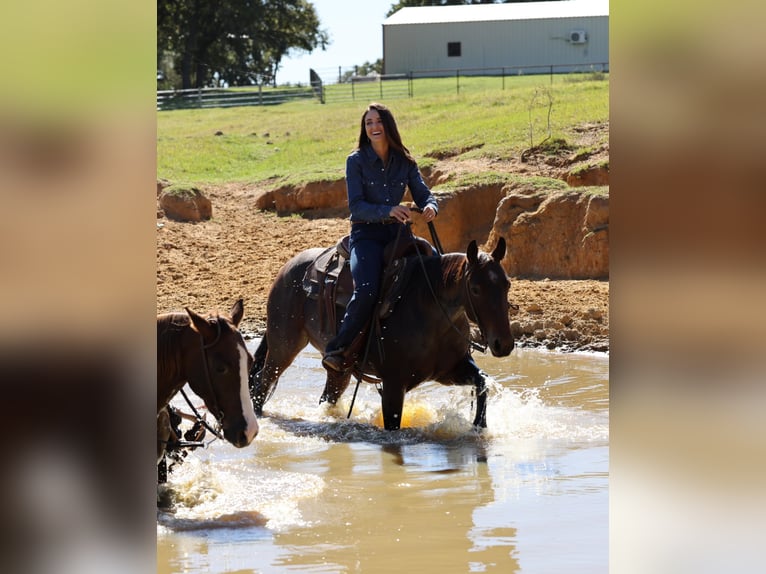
[157,312,192,385]
[411,249,496,293]
[157,310,236,377]
[439,253,469,286]
[399,252,468,303]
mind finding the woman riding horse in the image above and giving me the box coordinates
[322,102,438,373]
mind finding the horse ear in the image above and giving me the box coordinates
[186,307,215,341]
[491,237,506,262]
[466,240,479,265]
[230,298,244,327]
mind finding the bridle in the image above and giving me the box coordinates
[413,208,489,352]
[413,245,488,354]
[461,267,489,351]
[180,317,226,441]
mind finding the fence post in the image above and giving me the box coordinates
[409,72,413,98]
[550,65,553,85]
[456,70,459,94]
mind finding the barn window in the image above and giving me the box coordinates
[447,42,461,58]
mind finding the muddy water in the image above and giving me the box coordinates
[157,343,608,573]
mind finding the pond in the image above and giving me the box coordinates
[158,343,608,573]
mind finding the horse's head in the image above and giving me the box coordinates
[185,299,259,447]
[464,238,514,357]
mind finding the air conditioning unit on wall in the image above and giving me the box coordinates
[569,30,587,44]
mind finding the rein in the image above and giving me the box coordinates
[411,245,488,354]
[180,387,224,442]
[159,406,206,449]
[410,207,485,352]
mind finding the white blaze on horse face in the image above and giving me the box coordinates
[238,343,259,443]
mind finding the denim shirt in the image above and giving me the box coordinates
[346,145,438,223]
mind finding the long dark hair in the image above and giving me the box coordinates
[356,102,416,163]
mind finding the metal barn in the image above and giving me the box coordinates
[382,0,609,76]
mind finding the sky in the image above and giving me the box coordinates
[277,0,395,85]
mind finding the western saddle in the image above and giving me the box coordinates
[302,234,436,338]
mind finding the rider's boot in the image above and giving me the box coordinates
[322,328,368,373]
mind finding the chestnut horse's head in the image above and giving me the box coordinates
[185,299,258,447]
[464,238,514,357]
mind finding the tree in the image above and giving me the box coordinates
[255,0,329,85]
[158,0,328,90]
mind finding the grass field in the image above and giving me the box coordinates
[157,74,608,187]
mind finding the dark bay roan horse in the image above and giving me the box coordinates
[158,299,258,454]
[250,238,514,430]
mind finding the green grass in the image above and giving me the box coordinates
[157,75,608,187]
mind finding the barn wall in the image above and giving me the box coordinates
[383,16,608,75]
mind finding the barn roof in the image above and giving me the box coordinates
[384,0,608,26]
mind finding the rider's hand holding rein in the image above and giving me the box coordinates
[389,204,436,224]
[389,204,411,223]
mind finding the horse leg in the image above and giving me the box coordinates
[472,371,489,429]
[380,382,406,431]
[249,337,269,414]
[251,333,307,416]
[439,356,489,429]
[252,354,290,416]
[319,368,352,405]
[250,363,270,417]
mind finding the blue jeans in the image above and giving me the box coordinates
[325,222,410,354]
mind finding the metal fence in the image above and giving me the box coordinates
[409,62,609,91]
[157,62,608,111]
[156,85,317,111]
[321,74,412,103]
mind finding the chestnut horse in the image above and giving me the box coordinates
[158,299,258,454]
[250,238,514,430]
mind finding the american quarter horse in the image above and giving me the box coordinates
[158,299,258,458]
[250,238,514,430]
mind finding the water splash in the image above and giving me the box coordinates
[157,450,324,534]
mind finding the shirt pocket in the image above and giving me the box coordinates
[391,179,407,199]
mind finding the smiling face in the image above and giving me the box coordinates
[364,109,385,144]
